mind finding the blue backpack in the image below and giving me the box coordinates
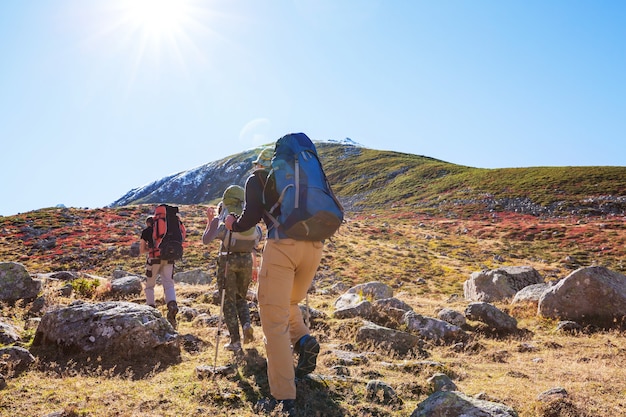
[264,133,344,241]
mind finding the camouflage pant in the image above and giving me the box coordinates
[217,252,253,344]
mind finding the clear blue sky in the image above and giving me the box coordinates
[1,0,625,216]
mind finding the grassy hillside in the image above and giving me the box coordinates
[316,144,626,214]
[1,154,626,416]
[1,201,626,416]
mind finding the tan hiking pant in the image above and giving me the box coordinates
[258,238,323,400]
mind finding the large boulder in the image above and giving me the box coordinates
[538,266,626,326]
[427,373,457,392]
[511,283,551,305]
[174,268,213,285]
[465,302,518,333]
[110,276,143,297]
[333,285,399,322]
[356,321,421,355]
[464,266,543,302]
[0,346,35,378]
[365,380,401,406]
[35,271,79,282]
[403,311,467,344]
[32,301,179,362]
[437,308,466,327]
[334,292,363,310]
[375,297,414,323]
[0,321,21,345]
[334,300,374,320]
[346,281,393,301]
[410,390,518,417]
[0,262,42,303]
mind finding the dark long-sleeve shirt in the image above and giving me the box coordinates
[231,170,278,237]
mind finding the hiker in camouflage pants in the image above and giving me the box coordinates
[203,185,261,352]
[217,251,254,349]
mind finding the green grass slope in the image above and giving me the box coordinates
[316,144,626,214]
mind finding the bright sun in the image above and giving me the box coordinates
[125,0,191,38]
[100,0,220,79]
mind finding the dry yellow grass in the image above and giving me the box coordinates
[1,206,626,416]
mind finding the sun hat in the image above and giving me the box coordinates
[222,185,245,216]
[252,147,274,167]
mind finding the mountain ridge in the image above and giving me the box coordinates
[110,141,626,217]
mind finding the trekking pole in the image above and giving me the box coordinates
[213,232,233,372]
[252,248,260,298]
[305,292,311,329]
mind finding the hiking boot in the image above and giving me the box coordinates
[254,398,296,416]
[166,300,178,329]
[242,323,254,344]
[224,341,242,352]
[294,334,319,378]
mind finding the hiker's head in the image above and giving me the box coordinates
[146,216,154,227]
[222,185,245,215]
[253,147,273,168]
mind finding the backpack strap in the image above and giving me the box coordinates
[294,158,300,209]
[179,219,187,241]
[253,169,282,239]
[253,169,268,196]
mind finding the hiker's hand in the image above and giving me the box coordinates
[207,206,215,222]
[224,214,236,230]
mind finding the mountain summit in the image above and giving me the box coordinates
[110,141,626,217]
[110,140,362,209]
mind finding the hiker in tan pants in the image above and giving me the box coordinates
[257,238,323,399]
[225,145,323,416]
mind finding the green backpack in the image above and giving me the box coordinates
[219,185,262,253]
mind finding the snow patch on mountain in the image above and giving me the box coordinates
[109,141,358,208]
[319,138,363,147]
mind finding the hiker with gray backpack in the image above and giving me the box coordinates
[203,185,262,353]
[225,134,344,416]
